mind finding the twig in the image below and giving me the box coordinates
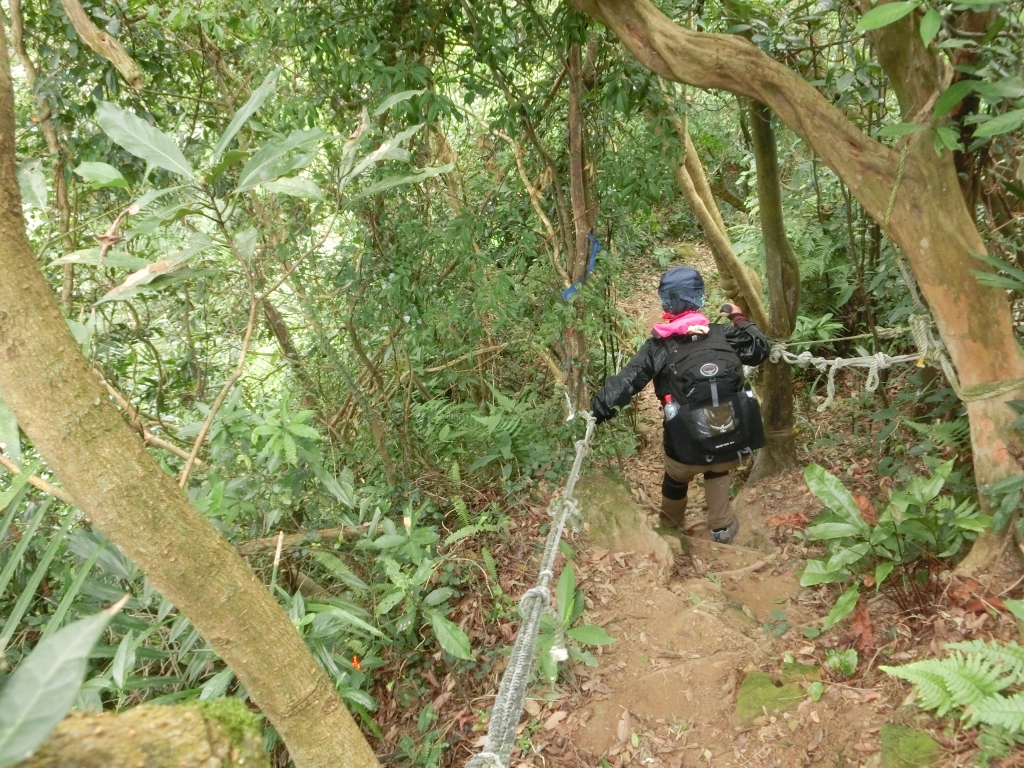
[239,526,355,556]
[98,376,203,467]
[178,199,260,488]
[714,557,776,581]
[0,451,76,505]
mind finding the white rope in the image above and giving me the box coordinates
[466,410,596,768]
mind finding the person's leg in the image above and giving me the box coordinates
[661,453,698,529]
[703,459,740,541]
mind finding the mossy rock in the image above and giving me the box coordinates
[782,662,821,682]
[735,671,804,723]
[880,724,941,768]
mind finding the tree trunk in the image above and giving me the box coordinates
[0,22,378,768]
[565,40,592,409]
[575,0,1024,573]
[22,703,269,768]
[748,101,799,482]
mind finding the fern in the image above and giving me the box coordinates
[481,547,499,585]
[310,551,369,593]
[448,460,461,484]
[452,495,473,528]
[444,522,499,548]
[883,640,1024,731]
[947,640,1024,685]
[904,418,971,448]
[971,692,1024,731]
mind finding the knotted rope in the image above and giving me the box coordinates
[466,410,596,768]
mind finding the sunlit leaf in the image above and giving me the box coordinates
[234,128,329,194]
[566,625,616,646]
[263,177,324,200]
[822,585,860,630]
[973,109,1024,138]
[16,160,47,210]
[95,102,194,180]
[211,67,280,164]
[854,2,919,33]
[428,612,472,660]
[73,162,129,189]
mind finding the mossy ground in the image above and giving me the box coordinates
[879,724,941,768]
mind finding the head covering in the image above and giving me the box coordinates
[658,267,705,314]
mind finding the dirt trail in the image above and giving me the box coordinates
[510,250,936,767]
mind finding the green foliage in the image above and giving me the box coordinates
[535,563,614,684]
[824,648,858,678]
[0,601,123,767]
[801,462,988,618]
[882,640,1024,732]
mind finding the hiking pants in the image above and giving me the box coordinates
[661,453,739,531]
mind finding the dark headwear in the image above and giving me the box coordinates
[658,267,705,314]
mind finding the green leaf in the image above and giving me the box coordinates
[0,598,125,767]
[95,102,194,180]
[822,585,860,630]
[934,81,976,118]
[808,681,825,701]
[111,630,136,689]
[919,7,941,46]
[802,626,822,639]
[16,160,47,210]
[373,89,427,117]
[429,612,472,660]
[556,565,576,625]
[973,109,1024,138]
[800,559,844,587]
[306,604,389,640]
[73,162,129,189]
[51,248,151,271]
[875,562,895,588]
[234,128,329,194]
[806,522,866,540]
[804,465,869,537]
[876,122,928,138]
[352,162,455,200]
[199,668,234,700]
[374,589,405,616]
[424,587,455,607]
[855,2,919,33]
[825,543,870,572]
[262,177,324,200]
[933,126,963,154]
[99,234,215,303]
[211,67,280,164]
[567,625,616,646]
[0,394,20,467]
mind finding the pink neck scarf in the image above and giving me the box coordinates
[653,310,710,338]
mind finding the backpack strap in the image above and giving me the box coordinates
[664,325,736,370]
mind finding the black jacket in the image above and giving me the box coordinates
[590,319,771,460]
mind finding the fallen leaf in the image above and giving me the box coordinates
[543,711,567,731]
[810,711,821,724]
[861,690,882,703]
[854,495,877,525]
[616,708,632,744]
[807,728,824,752]
[853,743,879,753]
[590,549,610,562]
[963,596,1006,613]
[524,698,541,717]
[851,599,875,653]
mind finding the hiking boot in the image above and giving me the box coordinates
[711,518,739,545]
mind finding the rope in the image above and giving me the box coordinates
[466,410,597,768]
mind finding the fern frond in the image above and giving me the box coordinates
[970,691,1024,731]
[481,547,499,586]
[310,551,369,593]
[882,662,959,717]
[445,523,500,547]
[942,653,1013,708]
[448,460,461,483]
[452,496,473,528]
[947,640,1024,685]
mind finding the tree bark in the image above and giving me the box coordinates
[748,101,799,482]
[565,41,593,409]
[22,703,269,768]
[575,0,1024,573]
[0,22,378,768]
[59,0,143,93]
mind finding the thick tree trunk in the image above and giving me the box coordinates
[748,101,799,481]
[0,23,378,768]
[575,0,1024,573]
[22,703,269,768]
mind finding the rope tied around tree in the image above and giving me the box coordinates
[466,410,596,768]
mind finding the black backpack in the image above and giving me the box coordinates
[661,325,765,462]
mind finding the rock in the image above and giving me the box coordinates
[735,672,804,724]
[576,472,673,582]
[879,724,941,768]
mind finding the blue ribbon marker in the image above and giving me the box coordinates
[561,233,601,301]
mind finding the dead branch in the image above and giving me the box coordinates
[59,0,143,92]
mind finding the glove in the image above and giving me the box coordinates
[719,303,745,321]
[590,397,611,425]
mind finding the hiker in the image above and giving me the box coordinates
[590,267,770,544]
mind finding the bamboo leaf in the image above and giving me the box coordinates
[0,598,126,768]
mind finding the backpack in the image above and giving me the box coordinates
[661,325,766,462]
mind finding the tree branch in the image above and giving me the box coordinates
[59,0,143,93]
[0,450,75,505]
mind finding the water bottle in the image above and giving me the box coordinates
[663,394,680,422]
